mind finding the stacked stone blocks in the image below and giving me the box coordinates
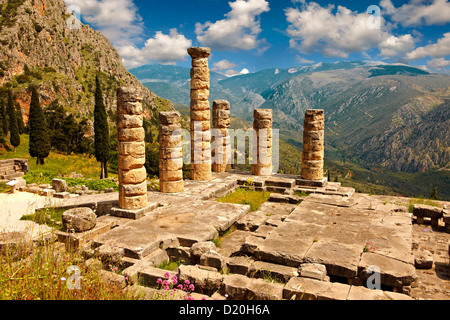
[212,100,232,173]
[188,47,212,181]
[301,109,325,181]
[251,109,273,176]
[117,87,148,210]
[159,111,184,193]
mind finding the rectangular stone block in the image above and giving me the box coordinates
[413,204,443,219]
[119,167,147,185]
[159,158,183,171]
[119,181,148,197]
[159,135,182,148]
[159,111,181,126]
[118,141,146,156]
[159,147,183,160]
[159,170,183,182]
[190,100,210,111]
[117,114,144,128]
[117,101,143,115]
[160,180,184,193]
[158,123,181,137]
[118,154,146,170]
[118,127,146,142]
[119,194,148,211]
[190,67,210,82]
[190,110,210,121]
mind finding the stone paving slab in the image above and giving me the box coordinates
[252,193,417,287]
[94,193,249,259]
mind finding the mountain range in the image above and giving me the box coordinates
[131,61,450,175]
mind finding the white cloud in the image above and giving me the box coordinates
[380,0,450,27]
[379,34,416,57]
[119,29,192,68]
[64,0,143,45]
[224,68,251,77]
[212,60,238,71]
[195,0,270,51]
[427,57,450,71]
[296,55,314,64]
[285,2,388,58]
[406,32,450,60]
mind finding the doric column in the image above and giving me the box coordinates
[251,109,272,176]
[301,109,325,181]
[159,111,184,193]
[188,47,212,181]
[212,100,231,173]
[117,87,148,210]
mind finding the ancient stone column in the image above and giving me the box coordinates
[117,87,148,210]
[301,109,325,181]
[251,109,273,176]
[188,47,212,181]
[159,111,184,193]
[212,100,231,173]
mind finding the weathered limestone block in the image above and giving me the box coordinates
[62,207,96,232]
[159,180,184,193]
[118,154,146,170]
[298,263,328,281]
[118,141,146,156]
[119,181,148,197]
[52,178,68,193]
[119,167,147,185]
[117,114,144,128]
[301,109,325,181]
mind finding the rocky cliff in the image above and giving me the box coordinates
[0,0,172,124]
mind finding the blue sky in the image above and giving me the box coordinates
[64,0,450,74]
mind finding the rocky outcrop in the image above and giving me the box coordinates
[0,0,172,123]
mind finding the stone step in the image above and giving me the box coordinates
[1,172,24,180]
[265,178,295,188]
[221,273,284,300]
[284,277,413,300]
[0,168,16,175]
[109,202,159,220]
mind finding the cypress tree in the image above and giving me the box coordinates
[16,103,25,135]
[1,97,7,136]
[7,90,20,151]
[0,98,4,144]
[94,75,110,179]
[28,85,50,165]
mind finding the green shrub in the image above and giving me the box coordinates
[23,170,56,185]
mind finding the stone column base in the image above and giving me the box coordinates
[110,202,158,220]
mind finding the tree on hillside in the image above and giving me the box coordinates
[28,85,51,165]
[94,76,110,179]
[16,103,25,135]
[429,187,440,200]
[0,98,4,144]
[1,97,7,136]
[7,90,20,151]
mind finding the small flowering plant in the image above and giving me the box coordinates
[364,242,376,253]
[156,272,195,300]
